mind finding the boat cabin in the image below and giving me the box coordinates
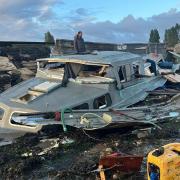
[36,51,145,89]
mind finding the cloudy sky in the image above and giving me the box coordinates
[0,0,180,43]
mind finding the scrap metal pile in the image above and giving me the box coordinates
[0,56,37,93]
[0,56,20,92]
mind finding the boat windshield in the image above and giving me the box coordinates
[37,61,65,80]
[39,62,65,69]
[38,61,112,83]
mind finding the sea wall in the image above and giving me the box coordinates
[55,39,166,55]
[0,41,51,60]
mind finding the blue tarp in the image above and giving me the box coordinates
[158,61,173,69]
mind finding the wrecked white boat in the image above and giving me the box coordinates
[0,51,166,132]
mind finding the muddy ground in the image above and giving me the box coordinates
[0,118,179,180]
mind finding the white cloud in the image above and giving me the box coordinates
[0,0,63,41]
[69,8,180,43]
[0,2,179,43]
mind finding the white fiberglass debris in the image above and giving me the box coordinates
[60,137,74,145]
[21,152,33,157]
[38,138,59,156]
[169,112,179,117]
[0,140,12,147]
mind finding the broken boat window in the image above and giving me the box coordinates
[78,65,103,77]
[93,94,112,109]
[72,103,89,110]
[82,65,102,73]
[133,65,140,77]
[118,66,126,82]
[39,62,64,69]
[0,108,4,120]
[45,62,64,69]
[39,61,47,68]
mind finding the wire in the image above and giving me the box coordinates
[81,128,104,142]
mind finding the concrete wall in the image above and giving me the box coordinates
[0,41,51,60]
[55,39,166,55]
[55,39,117,54]
[0,40,167,60]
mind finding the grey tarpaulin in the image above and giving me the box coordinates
[62,63,83,86]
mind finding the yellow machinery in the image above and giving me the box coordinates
[147,143,180,180]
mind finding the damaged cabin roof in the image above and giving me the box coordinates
[38,51,142,66]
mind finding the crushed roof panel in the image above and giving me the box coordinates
[38,51,142,65]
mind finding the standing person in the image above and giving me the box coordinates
[74,31,86,53]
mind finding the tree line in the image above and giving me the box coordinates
[149,23,180,47]
[164,24,180,47]
[44,23,180,47]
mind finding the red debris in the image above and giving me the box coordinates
[55,112,61,121]
[99,152,143,173]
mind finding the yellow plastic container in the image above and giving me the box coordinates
[147,143,180,180]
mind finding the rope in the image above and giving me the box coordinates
[61,108,72,132]
[80,112,162,130]
[110,109,162,129]
[80,112,111,130]
[81,128,104,142]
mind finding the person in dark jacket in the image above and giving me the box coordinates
[74,31,86,53]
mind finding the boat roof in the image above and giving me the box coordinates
[37,51,142,66]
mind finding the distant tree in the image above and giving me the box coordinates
[175,23,180,41]
[154,29,160,43]
[149,29,160,43]
[164,29,168,43]
[149,29,155,43]
[164,23,180,47]
[45,31,55,44]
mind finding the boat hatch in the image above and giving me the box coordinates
[30,81,61,93]
[17,91,44,103]
[0,108,4,120]
[11,81,61,104]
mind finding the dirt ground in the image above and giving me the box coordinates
[0,119,179,180]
